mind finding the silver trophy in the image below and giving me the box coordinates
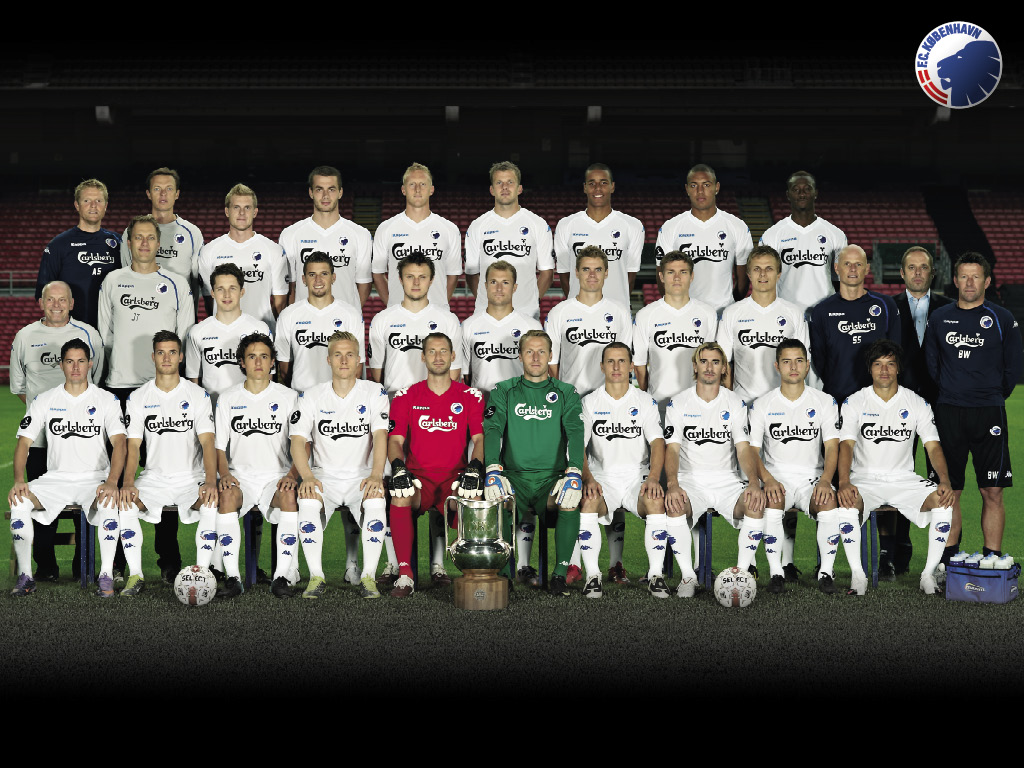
[446,495,513,610]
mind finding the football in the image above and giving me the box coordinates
[173,565,217,607]
[714,566,757,608]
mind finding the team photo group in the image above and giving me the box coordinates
[8,158,1020,604]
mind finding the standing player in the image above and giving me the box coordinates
[10,281,104,581]
[9,339,124,597]
[461,260,542,396]
[717,245,809,404]
[808,244,901,577]
[633,251,718,414]
[655,164,753,313]
[36,179,121,329]
[838,340,955,594]
[371,163,461,311]
[579,342,667,598]
[554,163,643,309]
[197,184,289,332]
[289,331,389,598]
[274,252,364,393]
[118,167,203,288]
[925,253,1022,563]
[663,342,765,597]
[186,263,270,406]
[465,161,554,320]
[369,252,462,396]
[748,340,844,594]
[759,171,847,314]
[484,330,584,597]
[216,332,301,598]
[387,333,485,597]
[119,331,218,597]
[546,246,632,398]
[279,165,373,308]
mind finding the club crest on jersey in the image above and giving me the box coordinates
[180,401,189,411]
[157,283,168,294]
[693,319,702,328]
[604,313,614,324]
[717,231,727,241]
[511,328,522,338]
[358,405,367,415]
[252,252,262,262]
[720,410,730,421]
[87,405,96,416]
[777,317,787,327]
[869,305,881,317]
[991,426,1002,436]
[520,227,529,236]
[817,235,827,245]
[431,230,440,240]
[339,236,348,246]
[174,233,185,245]
[101,237,117,249]
[428,322,438,331]
[546,392,559,403]
[981,316,993,329]
[629,407,639,417]
[898,409,909,420]
[451,403,464,415]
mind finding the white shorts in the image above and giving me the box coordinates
[135,470,205,524]
[234,469,286,521]
[766,466,830,518]
[851,470,937,528]
[317,474,367,525]
[677,472,746,529]
[592,468,647,524]
[29,470,107,525]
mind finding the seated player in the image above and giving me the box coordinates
[579,342,667,598]
[216,332,300,598]
[748,339,844,594]
[119,331,218,596]
[9,339,125,597]
[664,342,765,597]
[483,330,585,597]
[837,339,954,594]
[289,331,390,599]
[387,332,485,598]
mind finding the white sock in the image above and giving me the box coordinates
[96,500,120,577]
[924,507,953,576]
[196,506,218,568]
[344,515,360,571]
[644,513,668,579]
[578,514,602,579]
[10,498,35,577]
[298,498,325,579]
[782,508,797,566]
[815,509,840,577]
[666,515,696,581]
[763,509,785,578]
[516,510,536,569]
[217,511,242,579]
[428,509,446,567]
[608,508,626,569]
[837,507,865,580]
[119,503,144,577]
[361,499,387,579]
[384,525,398,568]
[736,515,764,572]
[274,511,298,580]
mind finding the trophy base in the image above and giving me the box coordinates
[453,569,509,611]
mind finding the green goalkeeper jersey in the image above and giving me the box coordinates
[483,376,584,476]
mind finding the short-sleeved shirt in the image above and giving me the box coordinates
[216,381,299,476]
[758,215,847,313]
[553,209,644,309]
[36,227,122,329]
[545,297,632,398]
[664,387,748,477]
[840,385,939,475]
[582,386,663,473]
[632,298,718,406]
[748,386,840,475]
[461,310,542,395]
[389,380,484,475]
[278,216,373,307]
[185,313,270,401]
[18,383,125,473]
[126,379,214,475]
[368,303,463,396]
[120,215,203,281]
[197,233,289,331]
[274,299,365,393]
[371,212,462,312]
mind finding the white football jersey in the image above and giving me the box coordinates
[291,380,390,481]
[759,216,847,313]
[97,267,195,390]
[582,386,664,473]
[632,298,718,406]
[197,233,289,330]
[655,210,754,313]
[274,299,365,393]
[278,216,373,307]
[368,303,463,396]
[121,215,203,280]
[185,313,270,401]
[553,210,643,309]
[546,298,632,398]
[840,385,939,475]
[371,212,462,311]
[215,381,299,476]
[748,386,839,475]
[461,310,542,394]
[17,383,125,473]
[126,379,214,476]
[664,387,748,476]
[464,207,554,319]
[717,296,810,403]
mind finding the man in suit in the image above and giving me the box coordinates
[891,246,952,574]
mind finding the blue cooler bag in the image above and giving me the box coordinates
[945,563,1020,604]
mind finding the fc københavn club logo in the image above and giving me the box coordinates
[915,22,1001,108]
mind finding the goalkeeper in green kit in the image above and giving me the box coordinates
[484,329,584,597]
